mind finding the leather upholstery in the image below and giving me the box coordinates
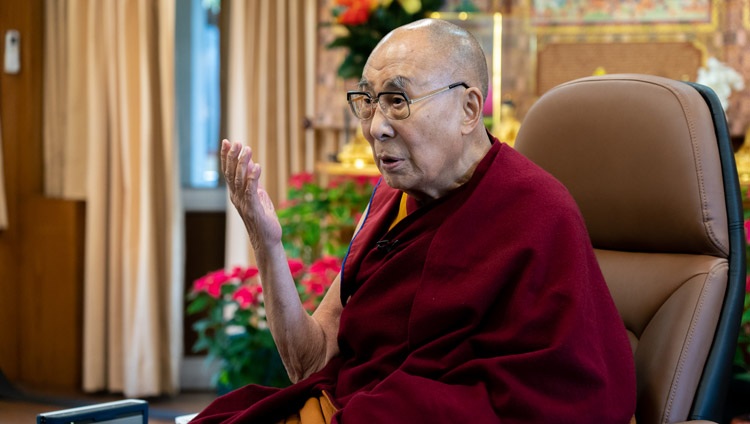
[515,74,728,257]
[596,249,726,423]
[515,74,743,424]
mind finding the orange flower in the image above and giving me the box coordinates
[335,0,375,25]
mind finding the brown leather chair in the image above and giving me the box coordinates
[514,74,745,424]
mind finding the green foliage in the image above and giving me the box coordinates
[215,330,290,391]
[327,0,445,80]
[277,174,377,262]
[736,185,750,372]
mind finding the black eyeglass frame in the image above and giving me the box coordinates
[346,82,469,121]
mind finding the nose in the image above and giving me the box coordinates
[368,105,395,142]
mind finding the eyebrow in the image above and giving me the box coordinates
[384,76,410,91]
[358,75,412,92]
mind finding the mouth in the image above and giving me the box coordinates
[378,154,404,170]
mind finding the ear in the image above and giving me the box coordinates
[460,87,484,135]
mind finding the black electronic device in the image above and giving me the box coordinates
[37,399,148,424]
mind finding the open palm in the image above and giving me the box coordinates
[221,140,282,251]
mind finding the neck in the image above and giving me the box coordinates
[407,133,493,205]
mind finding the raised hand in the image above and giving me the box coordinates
[221,139,283,251]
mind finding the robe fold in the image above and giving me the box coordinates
[192,139,636,423]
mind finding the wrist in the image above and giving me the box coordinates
[252,240,286,263]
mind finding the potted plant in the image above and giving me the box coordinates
[187,173,377,392]
[187,259,342,392]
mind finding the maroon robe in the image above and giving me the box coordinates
[192,139,636,423]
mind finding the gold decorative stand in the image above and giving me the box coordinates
[317,127,380,184]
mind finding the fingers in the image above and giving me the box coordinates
[239,148,261,194]
[222,140,241,186]
[221,139,244,182]
[247,162,262,197]
[220,139,230,175]
[236,146,263,205]
[222,140,257,192]
[236,145,255,182]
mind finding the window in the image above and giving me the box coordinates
[176,0,222,190]
[177,1,225,389]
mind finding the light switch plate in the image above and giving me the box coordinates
[4,29,20,74]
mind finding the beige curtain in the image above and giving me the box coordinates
[0,114,7,230]
[43,0,183,397]
[224,0,318,265]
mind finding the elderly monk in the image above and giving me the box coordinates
[192,19,636,423]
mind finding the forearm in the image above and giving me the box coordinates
[254,241,330,382]
[221,140,336,380]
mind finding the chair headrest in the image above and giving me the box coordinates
[515,74,729,257]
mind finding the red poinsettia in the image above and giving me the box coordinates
[289,172,314,190]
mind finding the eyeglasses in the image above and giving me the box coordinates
[347,82,469,121]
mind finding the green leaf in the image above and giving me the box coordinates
[742,308,750,324]
[192,319,212,332]
[326,36,352,49]
[191,337,212,353]
[187,296,211,314]
[221,283,238,296]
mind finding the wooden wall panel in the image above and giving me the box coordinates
[0,0,27,385]
[19,198,85,388]
[183,212,226,356]
[0,0,85,390]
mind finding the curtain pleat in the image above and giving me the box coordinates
[224,0,317,267]
[304,0,317,172]
[44,0,182,397]
[0,114,7,230]
[224,0,252,267]
[289,4,301,175]
[43,3,66,197]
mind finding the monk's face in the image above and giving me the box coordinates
[359,26,472,202]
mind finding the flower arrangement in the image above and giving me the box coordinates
[696,57,745,112]
[188,173,377,391]
[328,0,445,79]
[188,258,342,391]
[278,173,379,262]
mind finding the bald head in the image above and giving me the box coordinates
[356,19,492,202]
[368,19,489,100]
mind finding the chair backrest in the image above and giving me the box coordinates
[514,74,745,424]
